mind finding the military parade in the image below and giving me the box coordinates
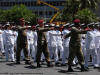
[0,18,100,72]
[0,0,100,75]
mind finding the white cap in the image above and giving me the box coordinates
[6,22,10,26]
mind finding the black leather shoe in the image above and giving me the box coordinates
[94,66,99,69]
[47,62,53,67]
[37,64,42,68]
[55,62,60,66]
[81,65,88,72]
[67,67,74,72]
[61,64,66,66]
[16,61,20,64]
[85,66,89,70]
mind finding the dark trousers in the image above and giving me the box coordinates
[36,41,50,64]
[16,44,29,62]
[68,45,84,66]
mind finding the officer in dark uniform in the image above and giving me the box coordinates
[36,20,53,67]
[64,19,89,72]
[16,18,31,64]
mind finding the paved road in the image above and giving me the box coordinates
[0,55,100,75]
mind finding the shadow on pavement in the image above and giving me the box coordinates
[58,69,79,75]
[97,68,100,72]
[6,62,26,66]
[6,62,17,66]
[24,65,36,69]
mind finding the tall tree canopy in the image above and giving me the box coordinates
[60,0,100,23]
[0,4,38,25]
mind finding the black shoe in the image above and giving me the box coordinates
[16,61,20,64]
[55,62,60,67]
[61,64,66,66]
[30,64,36,68]
[47,62,53,67]
[37,63,42,68]
[94,66,99,69]
[67,67,74,72]
[59,58,62,61]
[85,66,89,70]
[81,65,88,72]
[81,68,88,72]
[25,61,32,65]
[2,53,5,56]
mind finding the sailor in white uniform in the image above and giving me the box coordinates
[85,24,97,68]
[3,23,15,62]
[61,24,70,65]
[0,25,5,54]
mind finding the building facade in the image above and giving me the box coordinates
[0,0,65,18]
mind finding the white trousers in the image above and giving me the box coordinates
[0,40,5,53]
[28,43,36,59]
[97,48,100,66]
[51,46,58,63]
[62,46,69,64]
[56,45,64,59]
[85,48,97,67]
[5,44,15,61]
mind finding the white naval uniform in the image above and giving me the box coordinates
[85,30,97,67]
[49,30,58,63]
[13,30,18,51]
[33,31,37,61]
[0,29,5,53]
[56,30,64,60]
[94,29,100,67]
[3,29,15,61]
[62,29,70,64]
[27,30,35,59]
[47,31,52,59]
[81,34,86,57]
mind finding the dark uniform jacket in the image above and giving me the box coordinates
[65,27,87,47]
[17,26,27,46]
[37,27,50,46]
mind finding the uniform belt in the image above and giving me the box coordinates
[41,40,45,41]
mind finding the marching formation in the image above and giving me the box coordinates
[0,18,100,72]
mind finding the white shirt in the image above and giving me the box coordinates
[62,29,70,47]
[85,30,95,49]
[94,29,100,49]
[0,29,3,43]
[27,30,34,44]
[4,29,15,46]
[49,30,57,47]
[56,30,63,46]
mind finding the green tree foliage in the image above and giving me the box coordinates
[64,0,99,14]
[0,4,38,25]
[75,8,97,24]
[78,0,99,9]
[0,10,7,22]
[60,0,100,22]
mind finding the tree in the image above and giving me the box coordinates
[8,4,38,25]
[64,0,100,13]
[75,8,97,24]
[0,4,38,25]
[0,10,7,22]
[60,0,100,22]
[78,0,100,9]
